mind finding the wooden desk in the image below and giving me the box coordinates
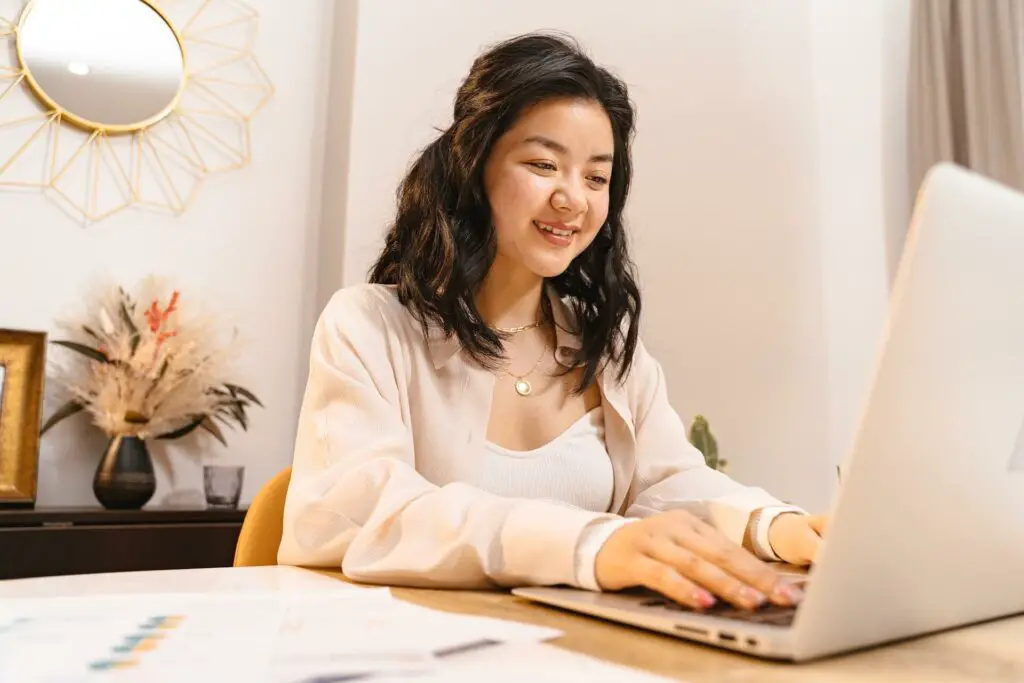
[0,506,247,580]
[313,569,1024,683]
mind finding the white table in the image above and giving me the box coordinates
[0,565,671,682]
[3,566,1024,682]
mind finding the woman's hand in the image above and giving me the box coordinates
[767,513,828,566]
[593,510,804,611]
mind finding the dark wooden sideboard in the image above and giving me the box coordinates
[0,506,247,580]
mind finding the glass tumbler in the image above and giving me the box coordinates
[203,465,244,509]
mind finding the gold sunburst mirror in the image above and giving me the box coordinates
[0,0,273,222]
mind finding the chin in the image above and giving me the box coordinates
[525,254,575,279]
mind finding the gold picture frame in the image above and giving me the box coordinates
[0,328,46,508]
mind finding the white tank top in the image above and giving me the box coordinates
[472,407,615,513]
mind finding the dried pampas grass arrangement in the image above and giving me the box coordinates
[41,277,261,445]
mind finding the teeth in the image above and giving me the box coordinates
[536,221,572,237]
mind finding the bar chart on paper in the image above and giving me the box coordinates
[0,610,191,674]
[0,595,293,681]
[92,614,187,670]
[0,588,562,682]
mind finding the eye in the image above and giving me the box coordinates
[526,161,557,172]
[587,175,609,187]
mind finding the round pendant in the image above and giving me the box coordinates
[514,379,532,396]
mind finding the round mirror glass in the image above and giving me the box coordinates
[17,0,185,130]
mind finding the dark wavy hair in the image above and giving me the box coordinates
[368,31,641,392]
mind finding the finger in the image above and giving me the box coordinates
[799,527,823,564]
[808,515,828,536]
[635,556,718,611]
[677,520,800,607]
[645,537,767,610]
[782,526,822,567]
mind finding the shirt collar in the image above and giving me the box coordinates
[427,289,582,370]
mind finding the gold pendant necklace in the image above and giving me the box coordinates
[501,343,549,397]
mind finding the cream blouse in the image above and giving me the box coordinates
[278,284,802,590]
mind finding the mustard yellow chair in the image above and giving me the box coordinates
[233,466,291,567]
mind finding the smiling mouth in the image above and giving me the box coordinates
[534,220,574,238]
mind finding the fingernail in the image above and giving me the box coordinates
[740,587,766,607]
[693,589,716,609]
[773,583,804,604]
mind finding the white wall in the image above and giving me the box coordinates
[812,1,908,501]
[321,0,912,512]
[315,0,359,318]
[1,0,912,514]
[624,3,828,508]
[0,0,335,506]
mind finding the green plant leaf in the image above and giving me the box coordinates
[156,415,204,440]
[212,411,237,430]
[40,400,84,435]
[228,400,248,430]
[224,383,263,407]
[199,416,228,446]
[119,286,136,312]
[144,359,170,399]
[52,340,110,364]
[210,404,242,431]
[119,302,137,335]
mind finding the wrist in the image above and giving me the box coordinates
[574,517,636,591]
[748,505,806,561]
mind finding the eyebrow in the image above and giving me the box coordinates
[522,135,613,163]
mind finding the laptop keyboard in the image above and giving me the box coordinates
[636,595,797,627]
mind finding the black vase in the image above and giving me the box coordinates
[93,435,156,510]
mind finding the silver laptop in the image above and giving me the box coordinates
[513,162,1024,662]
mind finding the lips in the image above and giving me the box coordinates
[534,220,575,237]
[533,220,577,247]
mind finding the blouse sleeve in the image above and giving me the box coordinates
[622,341,803,549]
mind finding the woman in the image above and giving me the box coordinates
[279,31,826,612]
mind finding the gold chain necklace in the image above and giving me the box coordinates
[498,343,549,397]
[495,320,543,335]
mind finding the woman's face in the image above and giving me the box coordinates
[482,97,614,280]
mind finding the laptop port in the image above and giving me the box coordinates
[674,624,709,637]
[718,632,737,642]
[746,638,759,648]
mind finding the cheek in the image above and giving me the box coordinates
[586,194,610,231]
[491,170,550,221]
[574,195,609,251]
[491,176,552,251]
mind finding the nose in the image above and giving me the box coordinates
[551,177,586,215]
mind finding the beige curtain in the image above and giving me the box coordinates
[908,0,1024,193]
